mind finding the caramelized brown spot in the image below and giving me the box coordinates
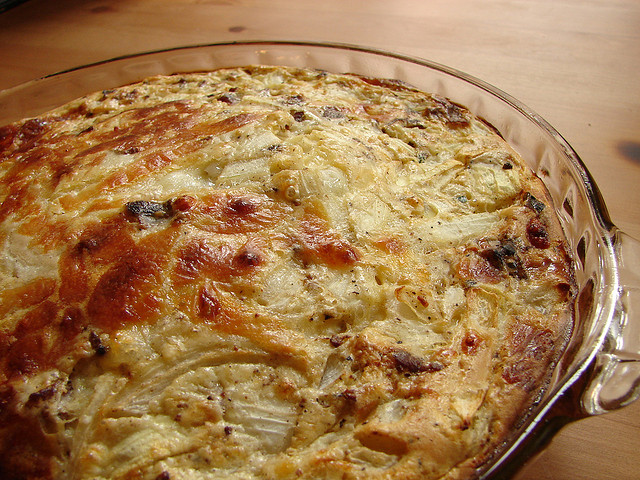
[217,93,238,105]
[60,102,91,120]
[556,282,572,301]
[362,104,407,125]
[0,412,56,479]
[373,237,405,254]
[198,285,221,321]
[185,193,290,235]
[18,118,48,143]
[298,213,359,268]
[527,217,550,249]
[174,238,263,286]
[461,331,483,355]
[392,349,443,374]
[59,220,135,303]
[1,301,61,378]
[171,195,195,212]
[0,124,17,152]
[226,197,258,216]
[58,307,86,339]
[87,250,165,331]
[233,248,262,269]
[0,305,88,384]
[204,112,262,136]
[424,96,470,128]
[356,75,411,92]
[0,277,56,318]
[74,219,133,259]
[26,383,57,406]
[3,334,45,377]
[457,252,502,284]
[502,324,555,390]
[58,253,89,305]
[77,101,196,159]
[174,240,220,283]
[17,211,72,252]
[0,183,30,223]
[175,240,252,285]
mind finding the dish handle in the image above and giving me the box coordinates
[581,230,640,415]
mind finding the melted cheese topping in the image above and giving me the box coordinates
[0,66,574,480]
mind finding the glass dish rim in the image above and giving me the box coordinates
[0,39,631,479]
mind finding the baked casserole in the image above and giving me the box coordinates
[0,66,575,479]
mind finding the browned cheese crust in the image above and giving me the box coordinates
[0,66,575,480]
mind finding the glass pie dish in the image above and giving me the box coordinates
[0,41,638,479]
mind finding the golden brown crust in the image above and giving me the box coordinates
[0,65,575,480]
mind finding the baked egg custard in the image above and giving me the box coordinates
[0,66,575,480]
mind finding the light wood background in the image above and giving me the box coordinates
[0,1,639,478]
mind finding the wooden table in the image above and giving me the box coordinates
[0,1,638,478]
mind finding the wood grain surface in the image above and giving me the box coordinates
[0,1,639,478]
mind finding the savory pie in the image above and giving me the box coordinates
[0,65,575,479]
